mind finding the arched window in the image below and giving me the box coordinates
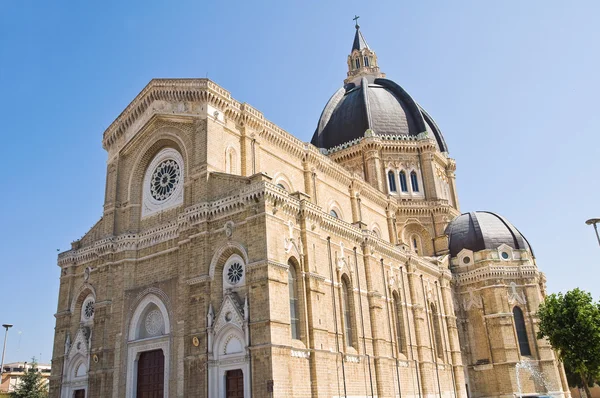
[364,56,369,67]
[341,278,354,347]
[388,170,397,192]
[410,171,419,192]
[430,303,444,359]
[399,171,408,192]
[412,235,420,255]
[513,306,531,356]
[354,58,360,69]
[330,209,339,218]
[288,262,300,340]
[393,292,407,354]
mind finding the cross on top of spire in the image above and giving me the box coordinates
[353,15,360,29]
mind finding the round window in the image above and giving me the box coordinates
[227,262,244,285]
[145,309,164,336]
[463,257,471,264]
[150,159,181,201]
[82,298,95,321]
[501,252,510,260]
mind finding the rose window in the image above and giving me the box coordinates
[227,262,243,285]
[83,300,94,320]
[145,309,164,336]
[150,159,181,201]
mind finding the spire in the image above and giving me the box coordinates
[352,16,370,52]
[345,17,384,85]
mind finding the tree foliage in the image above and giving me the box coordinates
[9,358,48,398]
[537,288,600,396]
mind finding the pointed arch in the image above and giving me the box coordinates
[387,170,397,193]
[513,306,531,356]
[288,257,301,340]
[273,172,293,193]
[340,275,356,348]
[410,170,420,192]
[225,146,238,174]
[209,241,250,280]
[399,171,408,192]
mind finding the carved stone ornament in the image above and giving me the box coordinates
[507,282,526,305]
[192,336,200,347]
[145,309,165,336]
[213,294,245,336]
[225,221,235,239]
[463,289,483,311]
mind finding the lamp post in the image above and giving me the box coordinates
[0,324,13,377]
[585,218,600,247]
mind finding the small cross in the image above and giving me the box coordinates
[353,15,360,29]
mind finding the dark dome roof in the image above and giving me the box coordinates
[445,211,533,258]
[311,77,448,152]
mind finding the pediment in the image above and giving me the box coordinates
[213,294,245,336]
[67,327,91,360]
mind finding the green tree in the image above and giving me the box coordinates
[9,358,48,398]
[537,288,600,398]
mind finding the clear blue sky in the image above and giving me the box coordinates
[0,0,598,365]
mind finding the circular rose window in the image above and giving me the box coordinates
[82,298,95,321]
[150,159,181,201]
[227,262,244,285]
[145,309,164,336]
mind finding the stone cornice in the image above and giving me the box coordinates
[452,264,539,285]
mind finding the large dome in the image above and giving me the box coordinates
[310,77,448,152]
[445,211,533,258]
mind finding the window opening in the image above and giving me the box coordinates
[399,171,408,192]
[410,171,419,192]
[289,262,300,340]
[341,279,354,347]
[513,306,531,356]
[388,170,397,192]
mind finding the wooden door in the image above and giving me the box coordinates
[226,369,244,398]
[73,390,85,398]
[137,349,164,398]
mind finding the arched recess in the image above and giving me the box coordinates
[209,241,249,281]
[125,290,172,398]
[287,257,303,342]
[62,352,89,398]
[208,292,250,397]
[328,200,344,220]
[70,284,96,315]
[371,223,383,239]
[340,274,357,349]
[225,146,238,175]
[126,129,189,206]
[513,306,532,356]
[401,222,434,256]
[273,172,293,193]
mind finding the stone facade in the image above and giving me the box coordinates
[50,29,570,398]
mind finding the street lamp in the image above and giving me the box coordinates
[0,324,13,376]
[585,218,600,247]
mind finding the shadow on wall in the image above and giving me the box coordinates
[571,385,600,398]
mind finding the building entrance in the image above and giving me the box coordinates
[226,369,244,398]
[136,349,164,398]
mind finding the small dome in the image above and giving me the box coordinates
[445,212,533,258]
[311,77,448,152]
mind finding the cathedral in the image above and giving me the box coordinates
[50,22,571,398]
